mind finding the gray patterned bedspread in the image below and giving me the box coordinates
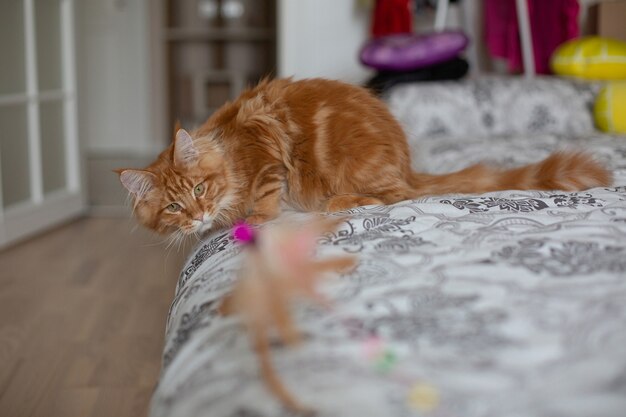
[150,79,626,417]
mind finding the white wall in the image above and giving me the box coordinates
[77,0,154,156]
[278,0,373,83]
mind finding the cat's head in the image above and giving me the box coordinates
[116,129,236,236]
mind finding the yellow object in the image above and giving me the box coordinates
[551,37,626,80]
[407,383,440,412]
[594,82,626,134]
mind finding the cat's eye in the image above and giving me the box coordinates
[167,203,182,213]
[193,183,205,196]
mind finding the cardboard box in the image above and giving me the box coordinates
[596,1,626,42]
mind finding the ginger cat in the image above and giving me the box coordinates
[117,78,612,235]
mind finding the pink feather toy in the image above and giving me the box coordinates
[220,218,355,413]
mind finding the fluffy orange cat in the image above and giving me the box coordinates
[117,78,612,235]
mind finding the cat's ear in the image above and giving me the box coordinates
[116,169,156,198]
[173,129,199,168]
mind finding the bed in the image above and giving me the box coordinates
[150,77,626,417]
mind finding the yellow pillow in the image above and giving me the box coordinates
[551,37,626,80]
[594,82,626,134]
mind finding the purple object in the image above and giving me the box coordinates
[360,31,469,72]
[233,221,256,244]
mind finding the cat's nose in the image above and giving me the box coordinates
[193,213,210,223]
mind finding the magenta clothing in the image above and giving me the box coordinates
[485,0,580,74]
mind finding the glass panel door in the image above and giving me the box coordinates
[0,0,27,95]
[0,0,83,248]
[39,100,66,194]
[0,105,30,207]
[35,0,63,91]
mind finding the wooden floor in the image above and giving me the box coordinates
[0,217,187,417]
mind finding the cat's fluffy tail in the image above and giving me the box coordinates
[409,151,612,196]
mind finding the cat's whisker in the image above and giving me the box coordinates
[177,233,186,252]
[143,238,168,248]
[177,233,184,252]
[169,229,189,253]
[192,231,202,245]
[165,230,182,251]
[164,229,185,263]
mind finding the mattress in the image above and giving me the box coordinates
[150,79,626,417]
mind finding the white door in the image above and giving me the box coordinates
[0,0,83,248]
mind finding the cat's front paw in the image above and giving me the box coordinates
[245,213,272,225]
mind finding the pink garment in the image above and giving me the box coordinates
[485,0,580,74]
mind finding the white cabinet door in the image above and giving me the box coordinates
[0,0,84,248]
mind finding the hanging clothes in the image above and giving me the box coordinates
[484,0,580,74]
[372,0,414,38]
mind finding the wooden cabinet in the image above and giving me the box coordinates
[162,0,277,131]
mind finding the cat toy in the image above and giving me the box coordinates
[219,218,356,414]
[220,219,440,414]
